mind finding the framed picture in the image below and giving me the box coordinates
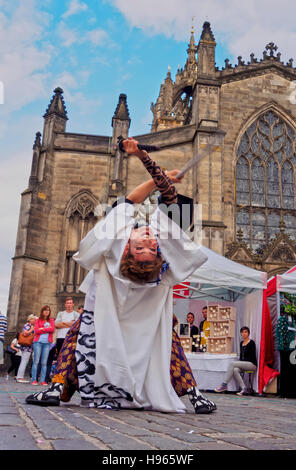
[179,322,190,337]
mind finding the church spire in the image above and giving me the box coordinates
[185,24,197,77]
[112,93,131,126]
[42,87,68,145]
[43,87,68,120]
[197,21,217,77]
[111,93,131,146]
[200,21,215,42]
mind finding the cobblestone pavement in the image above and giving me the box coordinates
[0,376,295,451]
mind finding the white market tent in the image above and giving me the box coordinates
[276,266,296,293]
[174,246,267,301]
[173,246,268,393]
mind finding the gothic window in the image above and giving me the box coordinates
[266,158,280,208]
[236,157,250,205]
[61,191,98,294]
[251,158,265,206]
[282,161,294,209]
[236,110,296,252]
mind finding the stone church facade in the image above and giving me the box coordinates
[7,22,296,333]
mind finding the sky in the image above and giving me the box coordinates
[1,0,296,314]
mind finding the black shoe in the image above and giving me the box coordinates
[26,392,60,406]
[201,398,217,411]
[194,403,212,414]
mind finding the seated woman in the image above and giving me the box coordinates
[26,138,216,413]
[215,326,257,396]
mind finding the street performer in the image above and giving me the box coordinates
[26,138,216,414]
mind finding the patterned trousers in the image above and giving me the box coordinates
[52,310,196,402]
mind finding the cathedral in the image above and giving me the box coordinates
[7,21,296,334]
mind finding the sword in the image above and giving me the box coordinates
[176,145,212,179]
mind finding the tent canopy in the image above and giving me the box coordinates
[276,265,296,293]
[174,246,267,302]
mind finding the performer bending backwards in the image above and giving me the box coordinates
[26,138,216,414]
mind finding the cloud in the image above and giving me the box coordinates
[0,0,53,119]
[86,28,109,46]
[62,0,88,18]
[108,0,296,61]
[57,21,80,47]
[58,22,110,48]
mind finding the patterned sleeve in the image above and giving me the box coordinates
[140,153,177,205]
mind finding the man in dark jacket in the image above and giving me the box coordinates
[187,312,199,352]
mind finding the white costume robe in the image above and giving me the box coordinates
[73,202,207,412]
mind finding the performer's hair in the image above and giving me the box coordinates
[120,251,164,284]
[39,305,51,319]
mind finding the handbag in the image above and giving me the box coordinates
[18,331,34,347]
[5,345,16,355]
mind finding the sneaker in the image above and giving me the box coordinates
[32,381,39,386]
[16,378,30,383]
[236,389,247,396]
[214,384,227,393]
[40,382,48,386]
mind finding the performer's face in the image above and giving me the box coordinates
[128,226,158,262]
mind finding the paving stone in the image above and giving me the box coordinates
[0,426,39,450]
[52,438,99,450]
[30,417,83,440]
[197,441,247,450]
[0,413,24,425]
[219,437,294,450]
[1,379,296,451]
[143,436,199,450]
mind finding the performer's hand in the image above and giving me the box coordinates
[165,169,183,183]
[122,137,147,158]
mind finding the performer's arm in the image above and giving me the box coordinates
[127,170,182,204]
[123,138,179,205]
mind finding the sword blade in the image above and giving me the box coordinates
[176,146,211,179]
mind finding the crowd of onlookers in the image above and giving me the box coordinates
[1,298,83,386]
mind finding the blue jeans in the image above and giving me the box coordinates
[32,342,51,382]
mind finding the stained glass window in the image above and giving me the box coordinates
[236,110,296,252]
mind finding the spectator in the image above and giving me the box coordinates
[199,306,210,350]
[186,312,199,352]
[45,342,58,384]
[0,310,7,367]
[16,314,37,383]
[77,305,84,315]
[55,298,79,355]
[215,326,257,395]
[31,306,55,386]
[6,334,21,379]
